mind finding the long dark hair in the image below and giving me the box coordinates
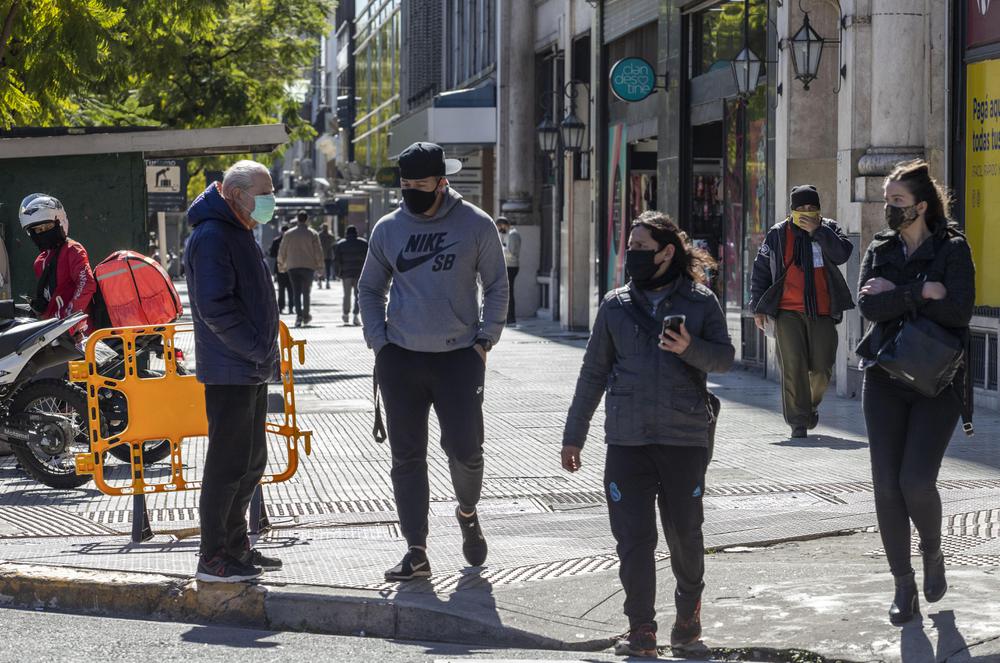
[885,159,954,233]
[631,211,717,286]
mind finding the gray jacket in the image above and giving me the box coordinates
[359,188,508,354]
[502,227,521,268]
[563,279,735,450]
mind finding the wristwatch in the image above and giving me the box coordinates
[475,338,493,352]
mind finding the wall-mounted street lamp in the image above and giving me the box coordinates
[536,115,560,156]
[729,0,848,97]
[731,46,763,98]
[536,80,592,157]
[788,12,825,90]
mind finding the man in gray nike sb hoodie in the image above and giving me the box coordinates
[359,142,508,582]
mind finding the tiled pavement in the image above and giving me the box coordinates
[0,280,996,591]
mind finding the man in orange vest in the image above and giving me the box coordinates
[749,185,855,438]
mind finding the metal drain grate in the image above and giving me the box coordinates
[0,506,118,537]
[364,550,672,592]
[868,531,1000,568]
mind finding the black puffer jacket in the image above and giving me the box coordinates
[334,236,369,279]
[562,278,735,450]
[855,226,975,360]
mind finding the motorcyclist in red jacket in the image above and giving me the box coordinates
[18,194,96,338]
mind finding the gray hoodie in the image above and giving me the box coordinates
[359,188,508,354]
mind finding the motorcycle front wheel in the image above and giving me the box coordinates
[9,380,92,490]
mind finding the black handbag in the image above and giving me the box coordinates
[876,314,964,398]
[875,243,964,399]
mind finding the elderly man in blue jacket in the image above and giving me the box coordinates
[184,160,281,583]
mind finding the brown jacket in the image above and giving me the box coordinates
[277,224,325,273]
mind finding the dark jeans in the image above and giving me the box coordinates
[325,259,336,284]
[506,267,518,323]
[605,444,707,629]
[774,311,838,427]
[288,268,315,318]
[375,344,486,548]
[863,367,958,577]
[200,384,269,558]
[275,272,292,312]
[342,276,360,317]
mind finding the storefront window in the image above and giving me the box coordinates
[692,0,767,77]
[353,0,401,171]
[723,98,744,311]
[743,85,768,307]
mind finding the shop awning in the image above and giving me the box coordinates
[0,124,289,159]
[389,84,496,156]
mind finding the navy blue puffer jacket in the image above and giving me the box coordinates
[183,183,279,385]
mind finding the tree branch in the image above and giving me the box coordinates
[0,0,21,65]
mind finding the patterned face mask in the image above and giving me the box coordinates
[885,203,920,231]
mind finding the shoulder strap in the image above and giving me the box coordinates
[372,368,387,443]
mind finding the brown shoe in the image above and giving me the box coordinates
[614,622,657,657]
[670,600,702,647]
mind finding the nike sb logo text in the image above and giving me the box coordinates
[396,232,459,273]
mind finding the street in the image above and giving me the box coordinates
[0,281,996,662]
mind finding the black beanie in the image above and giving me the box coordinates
[790,185,821,210]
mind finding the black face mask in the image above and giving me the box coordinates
[885,203,919,231]
[402,184,441,215]
[625,250,659,284]
[30,226,66,251]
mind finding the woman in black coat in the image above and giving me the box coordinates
[856,160,975,625]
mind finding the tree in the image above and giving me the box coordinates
[0,0,125,127]
[0,0,334,135]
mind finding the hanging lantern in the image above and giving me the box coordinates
[789,12,825,90]
[731,46,762,98]
[536,115,559,156]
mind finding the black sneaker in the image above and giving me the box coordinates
[809,411,820,430]
[614,622,657,657]
[238,547,283,571]
[670,600,702,648]
[195,552,262,583]
[384,547,431,581]
[791,426,808,438]
[456,507,488,567]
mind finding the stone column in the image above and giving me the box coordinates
[856,0,926,179]
[500,0,536,224]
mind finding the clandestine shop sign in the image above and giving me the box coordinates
[966,58,1000,305]
[609,57,656,103]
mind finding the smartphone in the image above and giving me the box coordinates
[662,314,686,335]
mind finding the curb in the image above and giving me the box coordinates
[0,562,613,651]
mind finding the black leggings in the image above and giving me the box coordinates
[863,367,958,577]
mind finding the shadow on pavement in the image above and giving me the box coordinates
[773,435,868,451]
[180,624,280,649]
[0,484,104,506]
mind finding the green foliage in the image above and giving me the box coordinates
[0,0,334,134]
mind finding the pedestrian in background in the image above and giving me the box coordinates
[496,216,520,326]
[562,211,734,655]
[319,223,337,289]
[269,224,293,314]
[749,185,855,438]
[334,225,368,326]
[278,209,325,327]
[856,160,974,625]
[184,159,281,582]
[359,141,508,582]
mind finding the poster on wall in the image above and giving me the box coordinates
[607,124,628,291]
[966,58,1000,306]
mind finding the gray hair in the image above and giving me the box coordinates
[222,160,270,195]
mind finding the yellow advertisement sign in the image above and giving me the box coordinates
[966,59,1000,306]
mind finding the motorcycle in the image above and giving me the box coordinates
[0,301,179,489]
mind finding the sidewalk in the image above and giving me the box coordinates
[0,280,996,662]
